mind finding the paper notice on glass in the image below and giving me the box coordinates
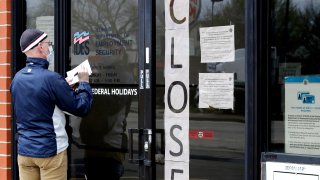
[265,162,320,180]
[66,60,92,85]
[285,76,320,155]
[198,73,234,109]
[199,25,235,63]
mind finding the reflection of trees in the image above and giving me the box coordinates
[272,0,320,74]
[199,0,320,73]
[26,1,54,28]
[71,0,138,39]
[201,0,245,49]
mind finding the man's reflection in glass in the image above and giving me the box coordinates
[70,38,134,180]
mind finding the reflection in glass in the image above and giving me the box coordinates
[156,0,245,179]
[70,0,138,84]
[269,0,320,154]
[69,0,139,179]
[26,0,55,71]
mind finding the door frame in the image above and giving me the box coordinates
[245,0,269,180]
[11,0,156,179]
[137,0,156,179]
[11,1,26,179]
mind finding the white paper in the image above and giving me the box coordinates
[164,117,189,162]
[265,162,320,180]
[165,161,189,180]
[164,1,189,179]
[199,73,234,109]
[66,60,92,84]
[285,76,320,155]
[164,0,189,30]
[199,25,235,63]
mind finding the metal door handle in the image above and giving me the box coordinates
[128,128,152,166]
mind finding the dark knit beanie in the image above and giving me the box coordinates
[20,29,48,53]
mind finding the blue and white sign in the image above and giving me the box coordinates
[285,76,320,155]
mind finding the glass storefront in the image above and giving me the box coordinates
[17,0,320,179]
[155,0,245,179]
[269,0,320,155]
[23,0,247,179]
[69,0,139,179]
[25,0,320,180]
[22,0,246,179]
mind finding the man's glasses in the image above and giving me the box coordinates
[40,41,53,46]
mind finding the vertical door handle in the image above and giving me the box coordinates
[128,128,152,166]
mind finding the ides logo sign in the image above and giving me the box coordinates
[73,31,90,55]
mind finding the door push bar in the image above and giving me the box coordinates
[128,128,152,166]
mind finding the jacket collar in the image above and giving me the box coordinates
[26,57,49,69]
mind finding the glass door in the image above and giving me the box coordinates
[268,0,320,155]
[69,0,140,179]
[154,0,246,179]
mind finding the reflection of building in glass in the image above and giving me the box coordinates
[216,48,245,82]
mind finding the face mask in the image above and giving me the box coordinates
[47,46,54,63]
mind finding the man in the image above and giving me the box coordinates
[10,29,93,180]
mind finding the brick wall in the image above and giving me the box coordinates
[0,0,12,180]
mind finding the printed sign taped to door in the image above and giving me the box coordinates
[165,161,189,180]
[165,117,189,162]
[265,162,320,180]
[285,76,320,155]
[164,0,190,179]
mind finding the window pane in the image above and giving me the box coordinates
[69,0,139,179]
[26,0,55,71]
[269,0,320,155]
[156,0,245,179]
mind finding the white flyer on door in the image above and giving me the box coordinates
[199,25,235,63]
[265,162,320,180]
[66,60,92,84]
[198,73,234,109]
[285,76,320,155]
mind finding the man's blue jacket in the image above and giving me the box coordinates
[10,57,93,158]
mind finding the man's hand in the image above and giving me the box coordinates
[78,65,90,83]
[65,76,74,86]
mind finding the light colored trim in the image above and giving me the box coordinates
[0,50,11,53]
[22,33,47,53]
[0,115,11,118]
[0,102,11,105]
[0,154,11,157]
[0,141,11,144]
